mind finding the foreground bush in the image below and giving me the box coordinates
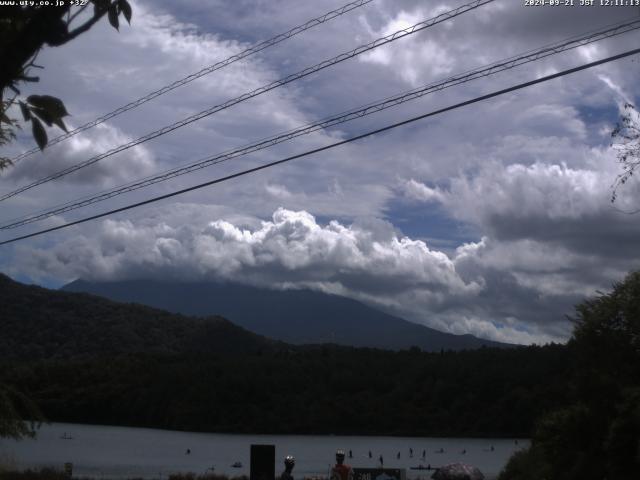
[499,271,640,480]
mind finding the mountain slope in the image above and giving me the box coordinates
[0,273,277,360]
[63,279,509,351]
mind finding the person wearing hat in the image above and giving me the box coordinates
[280,455,295,480]
[330,449,353,480]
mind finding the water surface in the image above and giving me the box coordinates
[0,423,528,480]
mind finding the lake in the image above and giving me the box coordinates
[0,423,528,480]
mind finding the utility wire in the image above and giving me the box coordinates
[9,0,376,164]
[2,17,639,230]
[0,0,495,203]
[2,46,638,247]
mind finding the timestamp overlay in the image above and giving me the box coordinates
[524,0,640,6]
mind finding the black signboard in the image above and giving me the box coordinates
[250,444,275,480]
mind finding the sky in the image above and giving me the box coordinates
[1,0,640,345]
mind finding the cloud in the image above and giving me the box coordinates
[11,206,587,344]
[6,123,156,187]
[402,178,445,203]
[15,208,473,290]
[402,156,640,335]
[442,159,640,258]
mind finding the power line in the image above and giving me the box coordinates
[0,0,495,203]
[2,46,638,247]
[3,17,639,230]
[9,0,377,164]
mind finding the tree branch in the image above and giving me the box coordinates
[62,2,113,44]
[67,3,90,26]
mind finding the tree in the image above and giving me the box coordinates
[0,383,43,440]
[0,0,132,168]
[611,103,640,205]
[0,1,132,438]
[499,271,640,480]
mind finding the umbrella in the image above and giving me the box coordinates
[431,463,485,480]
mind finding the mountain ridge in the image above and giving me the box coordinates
[62,278,511,351]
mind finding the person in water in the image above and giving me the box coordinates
[379,454,384,468]
[368,450,372,459]
[396,451,400,460]
[330,450,353,480]
[280,455,295,480]
[349,450,353,459]
[185,448,191,455]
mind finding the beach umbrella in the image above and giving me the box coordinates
[431,463,484,480]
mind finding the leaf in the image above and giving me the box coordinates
[52,117,68,133]
[31,107,54,127]
[118,0,132,24]
[19,101,31,121]
[0,158,12,171]
[108,3,119,30]
[31,117,47,151]
[27,95,69,118]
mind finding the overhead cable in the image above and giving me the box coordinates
[9,0,377,163]
[2,46,638,246]
[0,0,495,203]
[2,17,639,230]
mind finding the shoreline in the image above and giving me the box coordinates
[2,423,521,480]
[24,420,528,442]
[0,467,498,480]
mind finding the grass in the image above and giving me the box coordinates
[0,468,332,480]
[0,469,69,480]
[0,469,252,480]
[0,453,18,474]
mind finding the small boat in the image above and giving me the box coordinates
[231,462,242,468]
[60,433,73,440]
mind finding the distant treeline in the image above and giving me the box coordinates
[0,344,569,438]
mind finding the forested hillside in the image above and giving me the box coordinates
[0,273,278,359]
